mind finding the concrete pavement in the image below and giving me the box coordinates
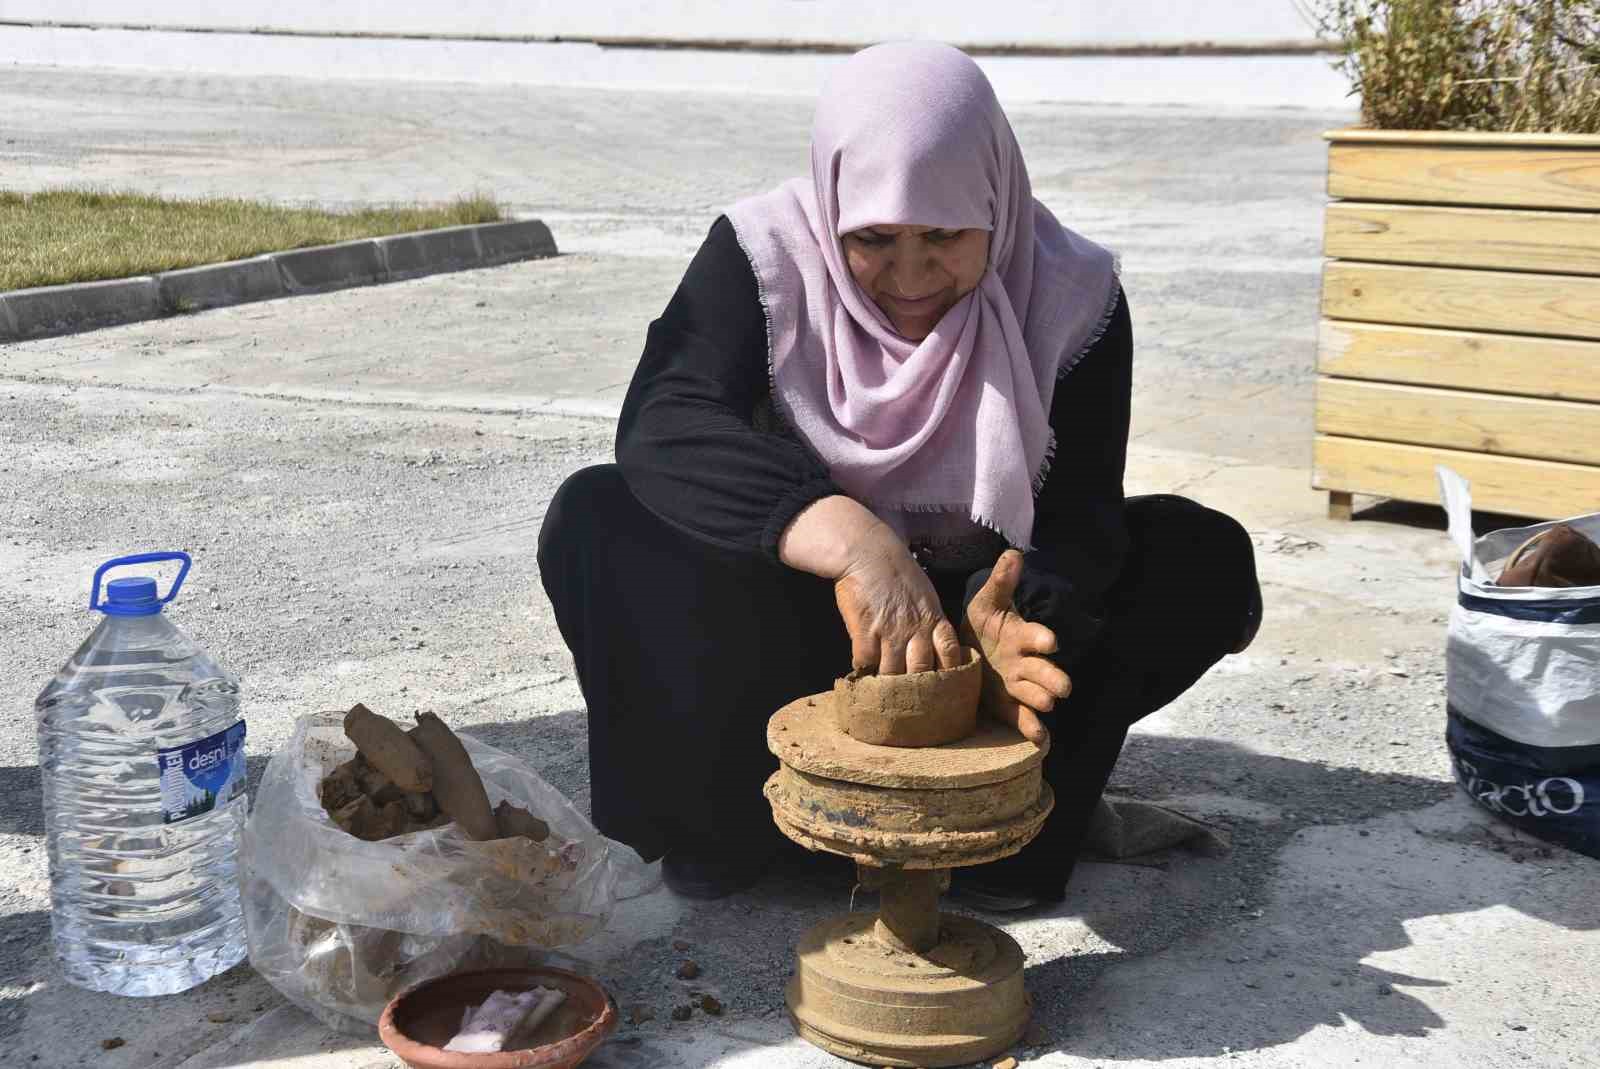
[2,64,1595,1069]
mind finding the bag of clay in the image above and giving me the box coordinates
[1437,468,1600,858]
[242,712,656,1032]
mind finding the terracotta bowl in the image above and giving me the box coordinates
[378,967,617,1069]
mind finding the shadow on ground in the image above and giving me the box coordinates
[1354,498,1542,536]
[451,714,1600,1062]
[1023,734,1599,1061]
[0,765,43,836]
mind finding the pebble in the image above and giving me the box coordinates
[698,995,724,1016]
[670,1005,692,1022]
[628,1006,655,1025]
[994,1058,1020,1069]
[1378,983,1394,996]
[205,1012,233,1024]
[101,1038,126,1051]
[676,960,701,980]
[672,939,691,952]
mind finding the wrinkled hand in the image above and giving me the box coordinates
[833,528,963,676]
[961,549,1071,744]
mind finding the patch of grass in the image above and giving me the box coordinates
[1303,0,1600,133]
[0,189,504,292]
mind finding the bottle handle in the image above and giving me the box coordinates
[90,552,193,612]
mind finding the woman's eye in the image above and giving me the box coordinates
[852,231,891,247]
[926,230,957,244]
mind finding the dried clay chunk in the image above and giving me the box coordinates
[494,801,550,843]
[404,791,438,821]
[344,703,433,793]
[410,712,498,841]
[332,794,378,837]
[332,792,416,841]
[1500,523,1600,588]
[319,758,365,812]
[374,800,411,840]
[350,756,407,806]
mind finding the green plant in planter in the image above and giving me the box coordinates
[1302,0,1600,132]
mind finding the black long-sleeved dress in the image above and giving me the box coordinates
[538,217,1260,900]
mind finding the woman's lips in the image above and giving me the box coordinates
[881,291,945,317]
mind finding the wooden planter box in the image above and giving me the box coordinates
[1313,129,1600,520]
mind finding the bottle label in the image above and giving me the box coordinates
[158,721,247,824]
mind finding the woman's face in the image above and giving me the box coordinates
[843,225,991,340]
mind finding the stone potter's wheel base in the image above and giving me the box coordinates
[786,912,1029,1069]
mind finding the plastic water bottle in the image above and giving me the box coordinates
[34,552,248,996]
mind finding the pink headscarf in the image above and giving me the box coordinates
[726,42,1120,549]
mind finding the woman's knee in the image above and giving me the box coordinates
[1127,495,1252,570]
[1125,494,1260,643]
[537,463,631,564]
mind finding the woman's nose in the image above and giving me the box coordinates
[889,250,938,295]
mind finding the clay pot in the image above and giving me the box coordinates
[378,967,617,1069]
[834,646,982,747]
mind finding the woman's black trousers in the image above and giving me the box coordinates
[537,464,1260,900]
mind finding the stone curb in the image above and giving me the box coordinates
[5,276,163,339]
[0,218,557,343]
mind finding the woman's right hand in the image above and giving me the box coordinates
[778,495,961,675]
[833,527,963,675]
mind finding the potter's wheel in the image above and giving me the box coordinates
[764,656,1052,1069]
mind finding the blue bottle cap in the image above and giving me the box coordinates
[90,553,192,616]
[103,577,163,616]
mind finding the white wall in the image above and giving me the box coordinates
[0,26,1357,111]
[0,1,1324,48]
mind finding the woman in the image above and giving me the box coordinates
[539,42,1261,908]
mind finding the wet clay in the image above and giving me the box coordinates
[834,646,981,747]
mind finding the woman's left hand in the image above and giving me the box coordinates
[961,550,1072,744]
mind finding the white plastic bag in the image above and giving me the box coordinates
[243,713,655,1031]
[1436,467,1600,856]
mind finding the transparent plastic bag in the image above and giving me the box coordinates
[243,713,655,1031]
